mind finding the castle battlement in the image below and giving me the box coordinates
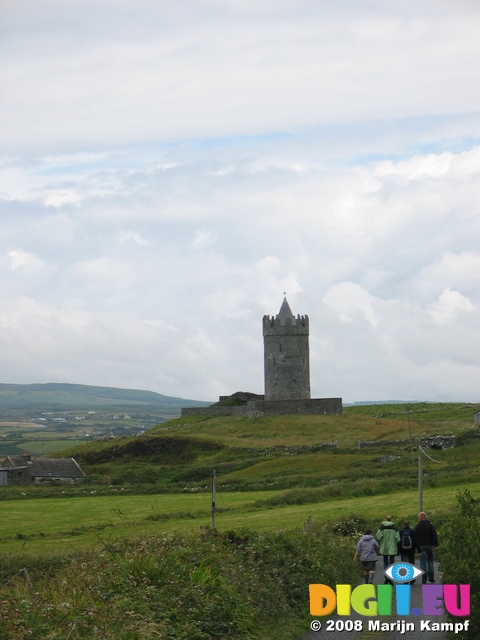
[263,313,309,335]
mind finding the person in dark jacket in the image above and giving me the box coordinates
[398,519,416,565]
[398,520,417,584]
[414,511,438,583]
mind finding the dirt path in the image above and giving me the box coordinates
[299,560,451,640]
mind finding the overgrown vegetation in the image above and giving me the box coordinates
[0,527,358,640]
[438,489,480,639]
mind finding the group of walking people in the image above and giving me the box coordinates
[353,512,438,585]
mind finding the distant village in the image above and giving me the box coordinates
[0,407,167,487]
[25,410,144,439]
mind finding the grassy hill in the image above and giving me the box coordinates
[0,382,210,409]
[61,401,480,495]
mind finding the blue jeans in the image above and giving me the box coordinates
[401,551,415,565]
[419,545,435,583]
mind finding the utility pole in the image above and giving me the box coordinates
[408,406,414,464]
[417,438,423,513]
[212,469,216,529]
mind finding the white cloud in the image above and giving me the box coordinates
[2,2,480,154]
[0,2,479,403]
[8,250,44,272]
[118,230,150,246]
[323,283,380,327]
[190,229,217,249]
[428,288,476,324]
[43,189,82,207]
[71,257,138,300]
[411,251,480,300]
[374,152,454,180]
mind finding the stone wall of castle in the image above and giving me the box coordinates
[181,397,342,418]
[263,312,310,401]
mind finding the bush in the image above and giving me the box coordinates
[332,513,368,537]
[438,489,480,639]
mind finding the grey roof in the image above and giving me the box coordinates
[278,296,296,325]
[2,456,85,479]
[0,459,29,470]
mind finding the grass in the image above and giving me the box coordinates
[43,402,476,494]
[0,490,280,554]
[0,527,359,640]
[150,402,478,448]
[0,403,479,638]
[18,439,85,454]
[1,402,478,557]
[2,481,479,556]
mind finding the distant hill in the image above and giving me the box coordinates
[0,383,211,409]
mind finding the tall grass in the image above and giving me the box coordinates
[0,527,359,640]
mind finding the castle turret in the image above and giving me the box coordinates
[263,297,310,401]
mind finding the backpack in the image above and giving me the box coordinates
[401,529,413,550]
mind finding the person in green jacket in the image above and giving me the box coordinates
[375,515,400,583]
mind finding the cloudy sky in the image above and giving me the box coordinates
[1,1,480,404]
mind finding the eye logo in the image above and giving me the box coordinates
[385,562,424,583]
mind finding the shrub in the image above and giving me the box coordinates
[332,513,368,537]
[438,489,480,639]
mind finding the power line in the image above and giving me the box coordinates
[418,443,444,464]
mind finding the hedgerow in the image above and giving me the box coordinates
[438,489,480,639]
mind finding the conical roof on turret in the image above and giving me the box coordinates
[277,296,296,326]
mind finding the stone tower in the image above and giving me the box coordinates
[263,297,310,401]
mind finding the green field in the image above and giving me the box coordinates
[1,402,479,640]
[1,401,479,557]
[2,481,479,556]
